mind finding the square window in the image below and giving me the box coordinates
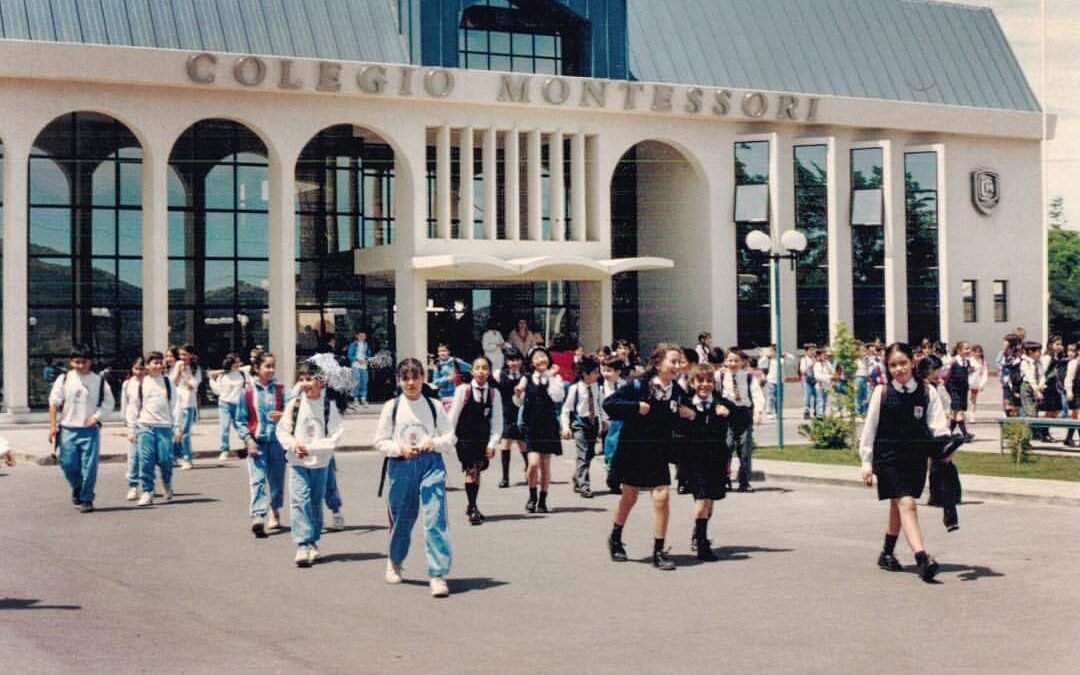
[168,259,196,303]
[29,257,73,306]
[490,31,510,54]
[90,257,117,305]
[168,210,190,257]
[468,30,490,52]
[204,166,234,209]
[30,159,71,206]
[92,163,117,207]
[120,162,142,206]
[851,189,883,226]
[237,165,268,211]
[29,207,72,255]
[512,32,532,55]
[535,34,557,58]
[118,259,142,301]
[993,280,1008,322]
[204,261,235,305]
[734,184,770,223]
[237,212,269,258]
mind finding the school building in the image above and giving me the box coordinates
[0,0,1046,414]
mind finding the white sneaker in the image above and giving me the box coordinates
[218,451,230,461]
[295,546,311,568]
[267,509,280,530]
[307,545,319,565]
[385,561,403,584]
[138,492,153,506]
[126,487,138,501]
[163,484,174,502]
[179,458,193,470]
[361,399,369,408]
[429,577,449,598]
[330,512,346,531]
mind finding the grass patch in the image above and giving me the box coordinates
[754,446,1080,483]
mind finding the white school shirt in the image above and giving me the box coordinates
[798,355,816,380]
[968,356,988,391]
[812,360,836,388]
[1020,356,1045,390]
[447,382,504,449]
[716,369,765,410]
[761,355,788,385]
[599,378,624,425]
[209,371,247,405]
[512,372,566,407]
[857,380,950,470]
[170,363,202,410]
[275,394,343,467]
[126,375,175,429]
[694,343,710,365]
[48,371,115,428]
[374,395,456,458]
[560,380,602,434]
[481,330,506,372]
[1064,359,1078,401]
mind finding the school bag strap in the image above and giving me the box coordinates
[289,394,334,436]
[137,376,172,414]
[391,392,438,428]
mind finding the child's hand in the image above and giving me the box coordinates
[418,438,435,452]
[716,405,730,418]
[638,401,651,416]
[753,413,762,426]
[296,444,309,458]
[678,405,696,420]
[561,431,571,440]
[399,444,419,459]
[48,425,58,444]
[245,438,259,457]
[861,468,874,486]
[485,446,496,459]
[268,411,282,422]
[173,431,183,444]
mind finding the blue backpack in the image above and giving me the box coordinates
[602,379,642,465]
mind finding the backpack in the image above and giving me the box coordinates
[244,383,285,438]
[378,392,440,497]
[137,376,172,415]
[602,379,643,463]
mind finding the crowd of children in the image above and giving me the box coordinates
[33,323,1080,599]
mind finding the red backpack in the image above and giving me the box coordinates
[244,384,285,438]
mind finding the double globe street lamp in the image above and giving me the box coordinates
[744,228,808,450]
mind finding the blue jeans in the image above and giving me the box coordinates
[126,440,140,488]
[324,457,342,513]
[247,438,286,517]
[58,427,100,504]
[815,386,829,418]
[766,382,779,416]
[802,380,817,416]
[728,414,754,488]
[174,407,196,460]
[138,426,174,493]
[290,465,329,546]
[352,367,369,400]
[855,376,869,416]
[387,452,451,577]
[218,401,241,451]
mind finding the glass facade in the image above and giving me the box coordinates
[168,120,268,378]
[611,147,639,345]
[994,280,1009,322]
[459,0,571,76]
[962,280,977,323]
[27,112,143,407]
[850,147,885,343]
[296,125,396,357]
[905,151,940,343]
[735,141,770,348]
[794,144,828,347]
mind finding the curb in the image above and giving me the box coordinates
[762,471,1080,508]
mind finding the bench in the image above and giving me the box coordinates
[996,417,1080,454]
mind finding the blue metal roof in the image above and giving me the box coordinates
[628,0,1040,112]
[0,0,1039,112]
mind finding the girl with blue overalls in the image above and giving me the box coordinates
[276,363,342,568]
[235,352,287,538]
[374,358,456,598]
[209,353,248,462]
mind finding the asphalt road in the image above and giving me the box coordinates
[1,451,1077,675]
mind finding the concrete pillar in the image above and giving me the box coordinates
[712,136,737,348]
[2,139,30,414]
[883,139,908,343]
[934,146,950,345]
[827,135,853,342]
[482,126,497,240]
[527,130,542,240]
[579,278,613,353]
[394,268,427,362]
[505,128,520,241]
[459,126,474,240]
[268,146,299,387]
[571,132,587,241]
[142,141,170,355]
[549,130,565,241]
[436,124,451,239]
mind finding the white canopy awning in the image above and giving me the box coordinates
[405,254,673,281]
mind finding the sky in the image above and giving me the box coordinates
[953,0,1080,228]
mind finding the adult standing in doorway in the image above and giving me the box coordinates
[481,320,507,374]
[509,319,541,356]
[348,330,372,407]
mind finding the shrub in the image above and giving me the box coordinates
[1001,420,1034,467]
[798,415,855,449]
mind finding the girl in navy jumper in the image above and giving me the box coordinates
[945,341,974,442]
[859,342,952,582]
[514,347,565,513]
[447,356,503,525]
[604,343,695,570]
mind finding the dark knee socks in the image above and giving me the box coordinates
[528,487,538,501]
[694,517,708,541]
[883,533,899,555]
[958,421,969,437]
[465,482,479,509]
[537,490,548,508]
[653,538,665,554]
[500,450,511,480]
[611,523,624,542]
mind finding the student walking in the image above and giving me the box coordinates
[561,356,602,499]
[235,352,287,538]
[945,341,974,443]
[494,348,527,488]
[967,344,988,423]
[798,345,818,420]
[717,350,764,492]
[447,356,503,525]
[209,353,247,461]
[515,347,566,513]
[374,358,456,598]
[170,344,203,470]
[347,330,372,407]
[126,351,179,507]
[48,345,115,513]
[120,357,145,501]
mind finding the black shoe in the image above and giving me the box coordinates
[696,539,718,562]
[526,497,537,513]
[608,536,628,562]
[498,478,510,488]
[964,433,975,443]
[944,506,959,532]
[803,412,810,420]
[1064,438,1079,448]
[916,554,940,582]
[78,502,94,513]
[536,498,549,514]
[469,509,483,526]
[724,477,733,492]
[877,552,903,572]
[581,486,593,499]
[251,519,267,539]
[475,508,486,522]
[652,549,676,571]
[736,484,754,493]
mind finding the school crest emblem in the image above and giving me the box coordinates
[913,406,925,420]
[971,169,1000,215]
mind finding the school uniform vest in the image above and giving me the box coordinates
[873,384,932,466]
[522,377,559,439]
[456,386,493,449]
[497,371,521,427]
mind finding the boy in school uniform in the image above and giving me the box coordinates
[717,350,764,492]
[561,356,602,499]
[126,351,180,507]
[48,345,116,513]
[1019,341,1046,421]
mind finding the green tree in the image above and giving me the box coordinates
[1048,198,1080,337]
[798,322,859,450]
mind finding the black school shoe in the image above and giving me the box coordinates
[916,554,940,582]
[877,552,903,572]
[525,497,537,513]
[78,502,94,513]
[608,536,628,562]
[652,549,676,571]
[696,539,718,562]
[468,509,483,526]
[944,506,959,532]
[498,477,510,488]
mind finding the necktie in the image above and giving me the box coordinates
[733,373,742,403]
[587,385,596,422]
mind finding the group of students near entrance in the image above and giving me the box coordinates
[37,325,1023,598]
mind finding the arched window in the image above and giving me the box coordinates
[459,0,586,76]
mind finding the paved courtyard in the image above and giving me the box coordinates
[1,450,1077,675]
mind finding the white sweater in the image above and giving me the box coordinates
[209,371,247,404]
[374,395,456,458]
[275,394,343,468]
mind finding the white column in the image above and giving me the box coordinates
[827,135,853,342]
[268,147,299,388]
[934,146,950,345]
[394,267,427,362]
[587,135,605,243]
[482,127,497,240]
[459,126,474,240]
[883,140,908,343]
[549,130,565,241]
[142,142,170,355]
[571,132,587,242]
[527,130,542,240]
[579,279,614,351]
[505,129,520,241]
[436,124,451,240]
[711,136,738,348]
[772,134,797,355]
[2,140,30,414]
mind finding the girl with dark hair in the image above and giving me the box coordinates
[235,352,287,537]
[374,358,456,598]
[513,346,566,513]
[603,343,695,570]
[1064,342,1079,448]
[448,355,503,525]
[996,333,1023,416]
[945,341,974,443]
[121,356,145,501]
[858,342,952,582]
[171,344,203,470]
[210,353,247,461]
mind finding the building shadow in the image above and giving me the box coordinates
[0,598,81,611]
[333,524,388,534]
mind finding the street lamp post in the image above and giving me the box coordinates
[744,228,808,450]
